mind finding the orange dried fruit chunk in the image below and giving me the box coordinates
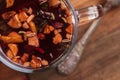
[0,32,23,43]
[54,29,62,35]
[12,57,22,64]
[30,55,42,68]
[44,26,51,34]
[66,15,72,24]
[31,59,41,68]
[27,7,33,15]
[18,11,28,22]
[8,32,23,43]
[0,36,22,43]
[8,32,19,37]
[29,21,37,34]
[65,24,73,34]
[44,25,54,34]
[22,22,29,29]
[23,62,30,67]
[2,11,16,20]
[28,35,39,47]
[7,14,22,29]
[66,33,72,39]
[32,55,37,60]
[6,50,14,59]
[41,59,48,66]
[49,25,54,31]
[21,53,29,63]
[53,33,62,44]
[8,44,18,56]
[6,0,15,8]
[27,15,35,23]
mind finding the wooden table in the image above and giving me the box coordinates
[1,0,120,80]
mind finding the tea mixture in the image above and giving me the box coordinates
[0,0,73,68]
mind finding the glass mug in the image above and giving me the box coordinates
[0,0,103,73]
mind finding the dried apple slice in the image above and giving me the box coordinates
[6,50,14,59]
[7,14,22,29]
[8,44,18,56]
[2,11,16,20]
[28,35,39,47]
[0,32,23,43]
[29,21,37,34]
[44,25,54,34]
[6,0,15,8]
[53,33,62,44]
[18,11,28,22]
[65,24,73,34]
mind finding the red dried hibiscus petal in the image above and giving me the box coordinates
[34,47,45,54]
[24,45,45,54]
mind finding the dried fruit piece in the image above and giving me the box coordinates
[44,25,54,34]
[44,26,51,34]
[66,33,72,39]
[54,29,62,35]
[8,32,19,37]
[21,53,29,63]
[6,50,14,59]
[23,31,35,41]
[28,35,39,47]
[65,25,73,34]
[12,57,22,64]
[7,14,22,29]
[0,32,23,43]
[61,1,67,10]
[6,0,15,8]
[29,21,37,34]
[12,57,19,63]
[61,1,71,16]
[32,55,37,60]
[24,31,36,38]
[49,25,54,31]
[2,11,16,20]
[23,62,30,67]
[35,47,45,54]
[18,11,28,22]
[49,0,60,7]
[66,15,72,24]
[30,56,41,68]
[53,33,62,44]
[22,22,29,29]
[41,59,48,66]
[27,7,33,15]
[27,14,35,23]
[23,7,33,15]
[8,44,18,56]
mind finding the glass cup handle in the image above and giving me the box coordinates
[76,4,103,24]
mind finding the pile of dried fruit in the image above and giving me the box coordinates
[0,0,73,69]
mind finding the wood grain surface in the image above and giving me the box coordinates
[0,0,120,80]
